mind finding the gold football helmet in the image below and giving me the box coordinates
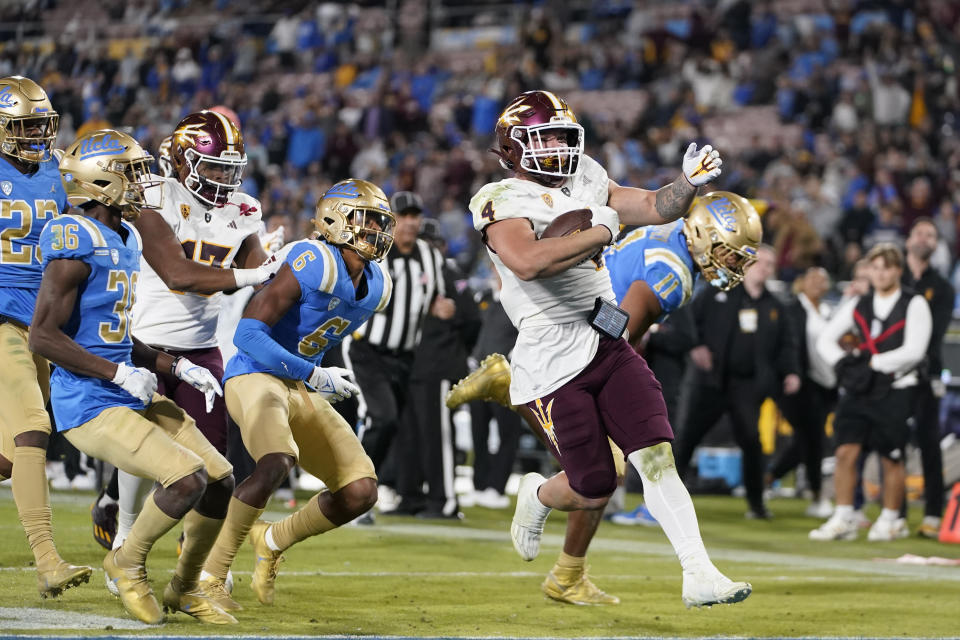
[313,179,395,261]
[0,76,59,164]
[684,191,762,291]
[59,130,161,221]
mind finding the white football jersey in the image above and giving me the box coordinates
[132,176,263,349]
[469,154,614,403]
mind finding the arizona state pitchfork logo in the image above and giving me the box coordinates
[532,398,560,455]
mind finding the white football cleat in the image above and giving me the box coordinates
[867,517,909,541]
[681,567,752,608]
[510,472,550,561]
[809,514,858,541]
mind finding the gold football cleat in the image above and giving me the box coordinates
[37,560,93,598]
[102,549,164,624]
[445,353,513,409]
[249,520,284,605]
[542,569,620,606]
[199,575,243,612]
[163,580,238,624]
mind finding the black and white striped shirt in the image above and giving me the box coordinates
[354,238,446,353]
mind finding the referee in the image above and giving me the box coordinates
[348,191,453,517]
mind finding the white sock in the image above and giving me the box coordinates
[628,451,712,574]
[879,508,900,522]
[834,504,854,520]
[115,470,150,546]
[265,525,281,552]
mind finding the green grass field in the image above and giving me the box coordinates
[1,487,958,638]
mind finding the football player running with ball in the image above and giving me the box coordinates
[198,179,394,610]
[30,130,238,625]
[466,90,751,608]
[448,192,762,605]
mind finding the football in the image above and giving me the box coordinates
[540,208,593,239]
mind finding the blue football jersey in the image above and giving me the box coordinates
[603,220,697,319]
[39,214,144,431]
[0,155,69,324]
[225,238,392,382]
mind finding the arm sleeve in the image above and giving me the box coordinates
[871,295,933,375]
[816,296,859,368]
[234,318,315,380]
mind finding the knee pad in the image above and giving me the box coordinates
[631,441,676,483]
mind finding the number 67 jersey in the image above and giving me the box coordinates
[132,175,263,350]
[39,214,144,431]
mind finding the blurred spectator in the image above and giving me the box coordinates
[674,246,801,519]
[767,267,837,519]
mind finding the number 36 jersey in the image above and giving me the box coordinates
[132,176,263,350]
[40,214,143,431]
[224,239,392,383]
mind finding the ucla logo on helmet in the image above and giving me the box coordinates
[79,133,125,160]
[325,182,360,199]
[0,86,18,108]
[706,197,738,233]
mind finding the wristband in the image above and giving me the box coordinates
[233,267,263,288]
[170,356,184,377]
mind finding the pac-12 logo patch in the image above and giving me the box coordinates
[110,249,119,265]
[328,297,340,310]
[0,181,11,196]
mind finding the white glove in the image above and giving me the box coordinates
[112,362,157,405]
[260,225,285,254]
[682,142,723,187]
[173,357,223,413]
[233,255,284,288]
[590,205,620,244]
[307,366,360,404]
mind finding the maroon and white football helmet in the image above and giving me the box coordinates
[170,110,246,207]
[493,90,584,187]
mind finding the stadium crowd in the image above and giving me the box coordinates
[2,0,959,287]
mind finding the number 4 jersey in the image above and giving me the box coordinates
[224,238,392,383]
[132,175,263,349]
[40,214,143,431]
[0,155,68,324]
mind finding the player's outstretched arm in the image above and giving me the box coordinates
[135,210,274,294]
[609,143,722,226]
[486,218,612,281]
[29,259,120,380]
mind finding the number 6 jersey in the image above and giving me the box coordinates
[132,175,263,349]
[224,238,392,383]
[39,214,143,430]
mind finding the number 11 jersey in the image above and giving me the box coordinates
[132,175,263,350]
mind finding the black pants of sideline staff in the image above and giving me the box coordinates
[674,374,766,516]
[913,382,945,519]
[770,380,836,496]
[349,338,414,485]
